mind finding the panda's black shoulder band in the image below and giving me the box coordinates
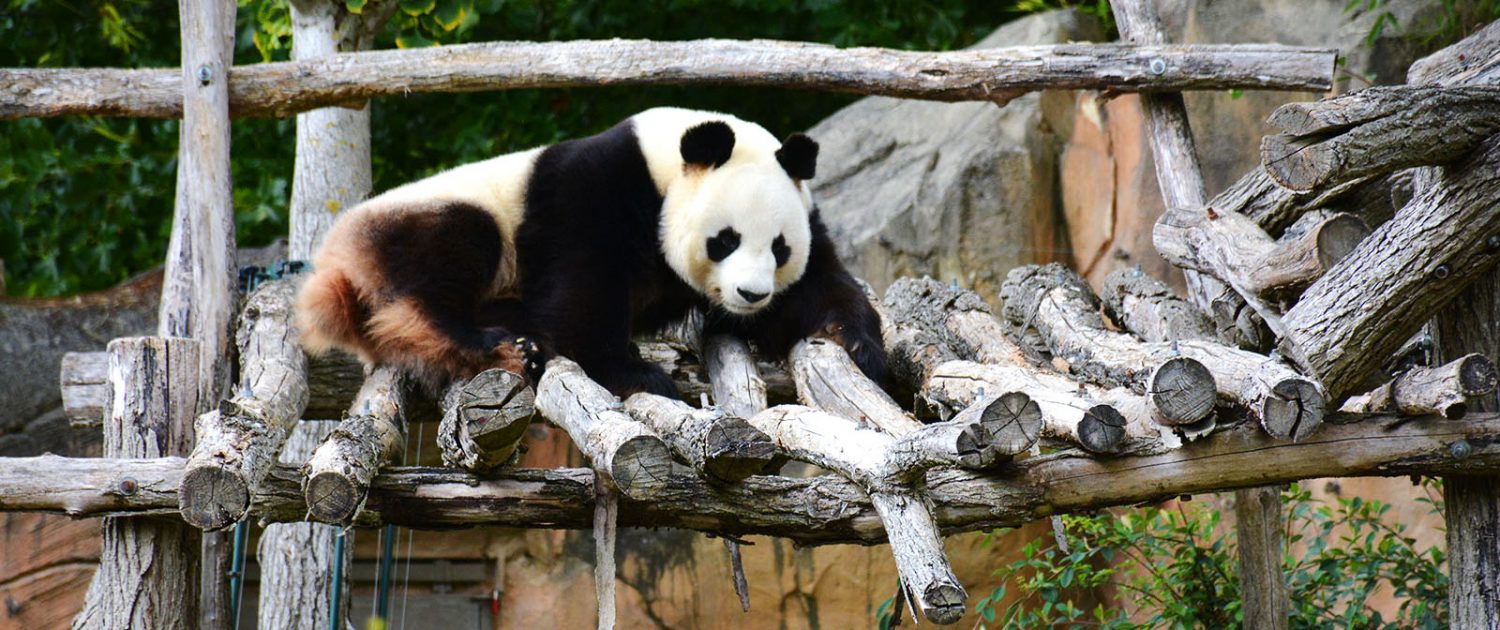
[680,121,735,169]
[776,133,818,180]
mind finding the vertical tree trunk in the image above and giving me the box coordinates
[1435,242,1500,629]
[255,1,386,625]
[1235,486,1289,630]
[1110,2,1289,624]
[73,338,202,629]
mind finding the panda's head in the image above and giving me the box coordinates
[658,120,819,316]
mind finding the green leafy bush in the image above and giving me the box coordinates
[968,481,1447,629]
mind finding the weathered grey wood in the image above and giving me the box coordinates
[1092,266,1326,440]
[637,339,795,407]
[0,41,1336,121]
[11,413,1500,544]
[1280,134,1500,400]
[436,368,535,474]
[701,335,771,419]
[60,351,112,427]
[1111,1,1279,349]
[534,357,673,500]
[1261,86,1500,193]
[1408,19,1500,86]
[593,472,618,630]
[789,337,928,436]
[1000,264,1217,426]
[73,337,201,630]
[1235,485,1290,630]
[179,280,309,531]
[746,405,965,624]
[257,420,349,630]
[63,341,779,424]
[880,277,1030,367]
[1342,353,1498,419]
[302,366,408,524]
[1100,267,1217,343]
[622,393,775,483]
[1247,212,1371,301]
[923,361,1180,456]
[1207,166,1391,237]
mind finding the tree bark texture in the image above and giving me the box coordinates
[179,279,309,530]
[0,41,1337,121]
[9,413,1500,544]
[1279,134,1500,400]
[257,420,351,630]
[1408,19,1500,86]
[303,366,409,524]
[622,393,775,483]
[73,337,201,630]
[1261,86,1500,193]
[1235,485,1289,630]
[1341,354,1498,419]
[533,357,673,500]
[436,368,535,474]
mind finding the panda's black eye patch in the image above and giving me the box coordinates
[706,228,741,262]
[772,235,791,268]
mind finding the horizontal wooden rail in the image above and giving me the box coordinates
[1,39,1336,120]
[0,412,1493,545]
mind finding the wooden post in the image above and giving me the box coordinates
[256,421,350,629]
[1111,2,1289,626]
[73,338,202,629]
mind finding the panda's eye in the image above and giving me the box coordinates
[706,228,740,262]
[772,235,791,268]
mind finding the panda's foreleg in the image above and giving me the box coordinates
[518,258,680,399]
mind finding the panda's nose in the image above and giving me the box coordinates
[737,288,769,304]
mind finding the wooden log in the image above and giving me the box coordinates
[62,341,785,424]
[1408,19,1500,86]
[9,413,1500,543]
[1110,0,1276,352]
[73,337,200,630]
[1280,134,1500,400]
[1342,354,1498,419]
[1261,86,1500,192]
[1235,485,1289,630]
[622,393,775,483]
[746,405,965,624]
[701,336,770,420]
[0,41,1337,121]
[637,340,795,406]
[1205,167,1387,237]
[302,366,408,524]
[880,277,1029,367]
[533,357,673,500]
[924,361,1180,456]
[179,280,309,531]
[1000,264,1217,426]
[1247,212,1371,302]
[1093,266,1326,440]
[436,368,535,474]
[257,420,349,630]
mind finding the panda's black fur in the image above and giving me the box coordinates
[297,110,884,398]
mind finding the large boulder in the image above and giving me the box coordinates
[811,10,1105,301]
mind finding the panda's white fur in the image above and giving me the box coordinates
[633,107,815,314]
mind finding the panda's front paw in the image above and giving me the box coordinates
[819,320,886,386]
[490,335,547,385]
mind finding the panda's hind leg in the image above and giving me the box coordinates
[359,201,525,386]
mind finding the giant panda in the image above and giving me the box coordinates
[297,107,884,398]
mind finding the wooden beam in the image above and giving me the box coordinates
[7,413,1500,544]
[303,366,409,524]
[0,40,1337,120]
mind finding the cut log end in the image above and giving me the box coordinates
[702,418,778,483]
[1458,355,1499,396]
[978,391,1043,456]
[1079,404,1129,454]
[304,471,361,524]
[1148,357,1217,425]
[439,368,535,473]
[1314,214,1373,270]
[607,435,674,500]
[1260,379,1325,441]
[178,466,249,531]
[919,582,967,625]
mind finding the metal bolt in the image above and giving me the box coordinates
[118,477,139,496]
[1149,58,1167,75]
[1434,264,1452,280]
[1487,234,1500,251]
[197,65,213,85]
[1450,439,1473,459]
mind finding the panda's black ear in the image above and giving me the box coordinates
[776,133,818,180]
[680,121,736,169]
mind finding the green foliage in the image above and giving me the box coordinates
[972,481,1448,629]
[3,0,1039,297]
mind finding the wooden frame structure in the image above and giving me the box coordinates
[4,0,1500,627]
